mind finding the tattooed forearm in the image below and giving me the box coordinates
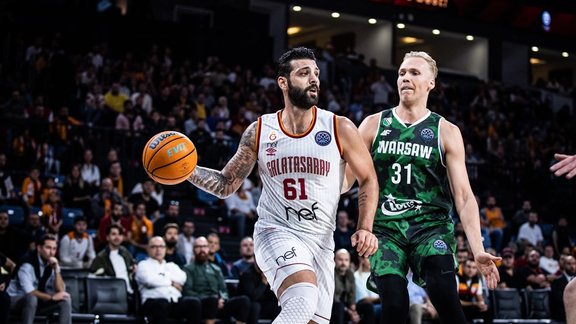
[187,122,258,199]
[357,190,368,209]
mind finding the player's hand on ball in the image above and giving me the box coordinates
[475,251,501,290]
[351,229,378,257]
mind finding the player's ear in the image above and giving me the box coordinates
[278,76,288,90]
[428,79,435,91]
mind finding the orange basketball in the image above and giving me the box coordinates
[142,131,198,185]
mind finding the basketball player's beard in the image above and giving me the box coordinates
[287,81,319,109]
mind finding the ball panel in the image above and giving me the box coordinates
[145,135,185,171]
[142,131,198,185]
[151,148,197,176]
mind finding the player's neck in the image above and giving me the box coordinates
[395,104,428,124]
[281,105,315,135]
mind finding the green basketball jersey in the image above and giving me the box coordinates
[371,108,453,226]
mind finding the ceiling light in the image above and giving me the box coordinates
[530,58,546,65]
[466,35,474,41]
[531,46,539,52]
[292,6,302,12]
[368,18,377,24]
[432,29,440,35]
[331,12,340,18]
[287,27,301,35]
[562,52,569,57]
[400,37,423,45]
[397,23,406,29]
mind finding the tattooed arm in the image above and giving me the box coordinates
[187,121,258,199]
[337,116,379,257]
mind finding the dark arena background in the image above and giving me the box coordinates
[0,0,575,323]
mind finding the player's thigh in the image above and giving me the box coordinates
[312,246,335,323]
[371,226,410,278]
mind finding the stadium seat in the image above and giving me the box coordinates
[85,277,138,322]
[63,276,96,323]
[61,208,84,227]
[523,288,551,319]
[0,204,25,225]
[492,288,523,319]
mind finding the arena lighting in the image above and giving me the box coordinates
[530,58,546,65]
[368,18,377,24]
[397,23,406,29]
[287,27,301,35]
[292,5,302,12]
[531,46,539,52]
[466,35,474,41]
[432,29,440,35]
[331,12,340,18]
[562,52,569,58]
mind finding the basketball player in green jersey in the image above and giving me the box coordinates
[343,51,500,324]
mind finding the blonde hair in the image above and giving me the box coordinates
[403,51,438,79]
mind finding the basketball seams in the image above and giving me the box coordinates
[150,147,197,174]
[145,135,184,170]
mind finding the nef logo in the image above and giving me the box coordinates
[285,202,319,221]
[275,247,297,265]
[167,143,186,157]
[315,131,331,146]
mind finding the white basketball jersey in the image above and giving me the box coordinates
[255,107,345,236]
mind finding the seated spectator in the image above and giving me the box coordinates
[127,180,160,221]
[517,211,543,250]
[41,189,63,235]
[237,262,279,324]
[97,200,132,247]
[21,167,42,207]
[550,255,576,322]
[334,210,354,252]
[0,210,31,262]
[497,247,525,289]
[519,249,551,289]
[154,200,181,235]
[23,211,45,251]
[7,234,71,324]
[207,233,230,278]
[90,177,122,225]
[354,256,381,322]
[177,219,195,264]
[135,236,201,324]
[90,224,136,295]
[58,216,95,269]
[480,195,506,252]
[230,237,255,279]
[61,164,91,217]
[552,217,573,256]
[0,252,15,324]
[456,248,470,276]
[457,259,491,324]
[224,181,256,239]
[332,249,374,324]
[163,223,187,268]
[128,202,153,261]
[107,160,124,197]
[183,236,250,324]
[539,244,559,276]
[80,148,100,195]
[0,153,17,205]
[407,270,437,324]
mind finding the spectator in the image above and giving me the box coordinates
[407,271,437,324]
[128,202,153,261]
[97,200,132,247]
[153,200,180,235]
[90,224,136,295]
[511,200,532,240]
[224,181,256,239]
[207,233,230,278]
[334,210,354,252]
[0,252,15,324]
[369,73,393,108]
[40,189,63,236]
[497,247,525,289]
[58,216,95,269]
[519,249,550,289]
[61,164,91,217]
[104,83,128,114]
[237,262,280,324]
[182,236,250,324]
[354,256,381,322]
[23,211,46,250]
[550,255,575,322]
[21,167,42,207]
[230,237,255,279]
[552,217,573,256]
[177,219,196,264]
[7,234,71,324]
[332,249,374,324]
[539,244,559,276]
[135,236,201,324]
[457,259,490,324]
[90,177,122,225]
[107,160,124,197]
[80,149,100,194]
[0,153,17,205]
[480,195,506,252]
[517,211,544,249]
[163,223,187,268]
[128,180,160,221]
[0,210,31,262]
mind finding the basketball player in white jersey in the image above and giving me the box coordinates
[187,47,379,324]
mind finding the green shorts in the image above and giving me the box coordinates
[370,216,457,287]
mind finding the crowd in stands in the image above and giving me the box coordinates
[0,32,575,323]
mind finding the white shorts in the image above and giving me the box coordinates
[254,227,335,324]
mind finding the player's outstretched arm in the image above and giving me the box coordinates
[550,153,576,179]
[441,119,501,289]
[187,121,258,199]
[338,116,379,257]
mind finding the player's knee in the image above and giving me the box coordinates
[278,282,319,321]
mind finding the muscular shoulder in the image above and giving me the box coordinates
[439,118,463,153]
[240,121,258,153]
